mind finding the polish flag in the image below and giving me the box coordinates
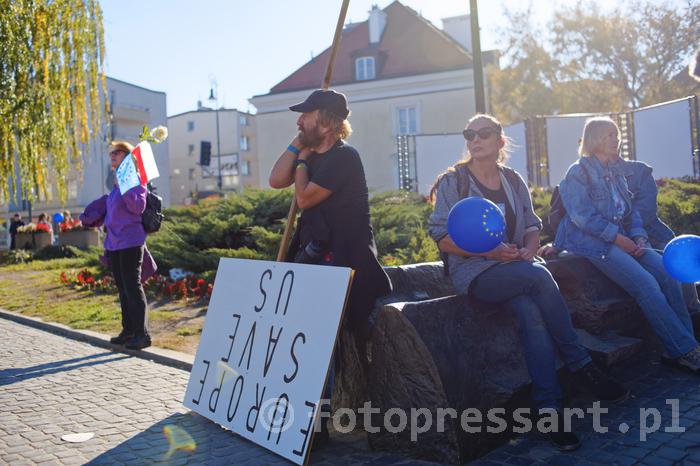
[132,142,160,185]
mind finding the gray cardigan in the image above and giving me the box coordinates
[428,165,542,293]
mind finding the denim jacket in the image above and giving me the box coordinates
[625,160,675,249]
[428,165,542,293]
[554,155,647,259]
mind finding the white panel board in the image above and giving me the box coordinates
[183,259,352,465]
[504,122,528,181]
[633,99,694,178]
[546,115,591,188]
[415,134,466,196]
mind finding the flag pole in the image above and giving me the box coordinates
[276,0,351,262]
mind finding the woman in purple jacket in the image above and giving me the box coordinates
[82,141,152,350]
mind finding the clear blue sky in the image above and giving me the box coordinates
[99,0,612,116]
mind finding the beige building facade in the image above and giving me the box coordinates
[250,71,475,191]
[167,107,258,205]
[249,2,490,192]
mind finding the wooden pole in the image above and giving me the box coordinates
[469,0,486,113]
[276,0,351,262]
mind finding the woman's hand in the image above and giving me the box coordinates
[615,233,644,257]
[537,244,560,258]
[518,246,537,261]
[483,243,521,262]
[632,237,648,257]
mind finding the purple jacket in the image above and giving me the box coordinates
[103,185,147,251]
[80,187,157,282]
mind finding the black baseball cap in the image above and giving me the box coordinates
[289,89,350,119]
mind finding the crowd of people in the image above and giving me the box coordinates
[8,210,82,250]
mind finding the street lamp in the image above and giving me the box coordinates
[208,82,223,192]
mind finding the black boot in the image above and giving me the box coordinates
[574,362,629,403]
[538,409,581,452]
[125,334,151,350]
[110,331,134,345]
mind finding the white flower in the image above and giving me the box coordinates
[150,125,168,143]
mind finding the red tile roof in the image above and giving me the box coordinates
[269,1,472,94]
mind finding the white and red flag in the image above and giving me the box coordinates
[115,141,161,194]
[132,141,160,185]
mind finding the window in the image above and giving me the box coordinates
[239,115,248,126]
[187,121,195,132]
[241,160,250,176]
[68,180,78,200]
[355,57,376,81]
[240,135,249,151]
[188,144,195,156]
[397,107,417,135]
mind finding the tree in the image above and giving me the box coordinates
[0,0,106,203]
[488,0,699,123]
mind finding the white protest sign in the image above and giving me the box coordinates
[183,258,353,465]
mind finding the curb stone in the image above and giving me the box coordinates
[0,308,194,371]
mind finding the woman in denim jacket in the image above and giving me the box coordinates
[429,114,628,451]
[555,117,700,372]
[625,160,700,312]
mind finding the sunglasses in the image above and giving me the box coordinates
[463,126,501,141]
[109,149,126,156]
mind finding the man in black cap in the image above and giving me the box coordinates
[269,88,392,444]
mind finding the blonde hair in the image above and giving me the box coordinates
[110,140,134,154]
[429,114,512,203]
[579,117,620,157]
[318,108,352,140]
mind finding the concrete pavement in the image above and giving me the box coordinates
[0,316,433,465]
[6,312,700,465]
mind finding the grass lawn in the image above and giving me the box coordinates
[0,258,207,354]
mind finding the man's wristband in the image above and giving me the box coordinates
[287,144,301,156]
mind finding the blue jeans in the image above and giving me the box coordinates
[588,246,697,358]
[470,260,592,409]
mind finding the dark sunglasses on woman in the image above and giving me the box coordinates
[463,126,501,141]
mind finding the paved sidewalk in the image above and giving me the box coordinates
[6,314,700,465]
[0,317,433,466]
[473,358,700,466]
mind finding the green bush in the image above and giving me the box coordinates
[370,191,439,265]
[33,245,81,261]
[657,178,700,236]
[147,189,292,274]
[0,249,34,265]
[142,178,699,279]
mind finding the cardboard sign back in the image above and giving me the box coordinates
[183,258,353,465]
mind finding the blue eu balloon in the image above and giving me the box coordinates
[52,212,64,223]
[447,197,506,253]
[663,235,700,283]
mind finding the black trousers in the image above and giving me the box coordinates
[108,246,149,336]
